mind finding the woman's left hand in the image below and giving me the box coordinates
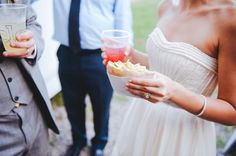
[126,72,176,103]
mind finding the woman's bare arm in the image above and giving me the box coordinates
[156,16,236,125]
[127,48,149,68]
[160,14,236,125]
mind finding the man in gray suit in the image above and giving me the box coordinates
[0,0,59,155]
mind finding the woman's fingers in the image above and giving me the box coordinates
[101,52,107,59]
[101,51,108,65]
[103,59,108,65]
[126,82,166,97]
[128,77,163,88]
[126,87,163,103]
[127,87,150,99]
[126,73,173,103]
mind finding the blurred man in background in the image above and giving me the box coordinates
[53,0,132,156]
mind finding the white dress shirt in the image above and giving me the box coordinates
[53,0,133,50]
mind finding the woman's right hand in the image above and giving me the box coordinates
[101,51,108,65]
[101,45,134,65]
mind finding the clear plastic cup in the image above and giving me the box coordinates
[0,3,27,52]
[102,29,131,64]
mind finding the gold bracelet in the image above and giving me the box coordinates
[196,95,207,117]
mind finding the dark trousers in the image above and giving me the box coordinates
[223,145,236,156]
[57,45,113,150]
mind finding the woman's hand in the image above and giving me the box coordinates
[101,46,133,65]
[126,72,176,103]
[101,38,133,65]
[3,30,35,58]
[101,51,108,65]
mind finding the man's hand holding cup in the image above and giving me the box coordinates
[3,30,36,58]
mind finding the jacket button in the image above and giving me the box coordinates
[14,96,19,101]
[7,77,12,82]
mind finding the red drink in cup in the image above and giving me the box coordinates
[102,29,130,65]
[105,45,126,63]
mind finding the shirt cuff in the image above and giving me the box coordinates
[26,45,37,59]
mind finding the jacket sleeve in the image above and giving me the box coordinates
[25,4,45,64]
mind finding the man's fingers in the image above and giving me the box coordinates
[3,46,35,58]
[3,49,28,58]
[1,30,35,59]
[16,30,34,41]
[11,38,35,49]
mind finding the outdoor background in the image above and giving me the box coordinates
[31,0,236,155]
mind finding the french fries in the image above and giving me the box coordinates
[107,60,154,77]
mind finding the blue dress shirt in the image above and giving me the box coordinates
[53,0,133,50]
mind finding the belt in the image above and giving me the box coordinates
[78,49,102,55]
[60,44,102,55]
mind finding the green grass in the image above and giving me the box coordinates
[132,0,159,51]
[217,135,226,149]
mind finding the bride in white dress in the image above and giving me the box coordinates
[102,0,236,156]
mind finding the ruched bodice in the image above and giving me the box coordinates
[111,27,218,156]
[147,27,218,96]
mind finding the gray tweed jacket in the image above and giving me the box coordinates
[0,0,59,134]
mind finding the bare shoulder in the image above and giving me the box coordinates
[210,1,236,31]
[203,1,236,49]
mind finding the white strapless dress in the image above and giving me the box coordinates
[111,27,218,156]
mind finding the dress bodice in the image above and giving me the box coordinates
[146,27,218,96]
